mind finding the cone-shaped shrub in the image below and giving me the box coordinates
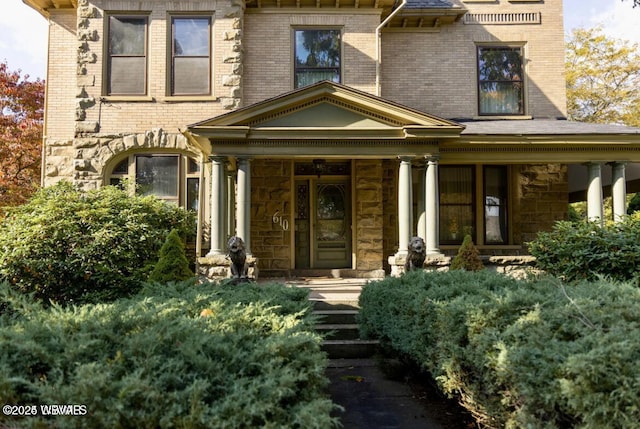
[148,229,194,282]
[450,234,484,271]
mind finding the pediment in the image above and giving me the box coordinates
[188,81,463,140]
[255,99,403,129]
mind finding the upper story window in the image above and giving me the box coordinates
[107,15,148,95]
[294,29,341,88]
[477,46,524,115]
[171,16,212,95]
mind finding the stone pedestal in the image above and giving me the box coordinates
[388,254,450,276]
[197,254,259,283]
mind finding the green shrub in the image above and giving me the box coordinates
[450,234,484,271]
[0,182,196,305]
[528,215,640,283]
[358,271,640,429]
[0,280,339,429]
[148,229,194,283]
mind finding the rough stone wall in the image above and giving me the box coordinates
[381,159,398,273]
[251,159,292,274]
[353,160,385,271]
[74,129,200,191]
[514,163,569,246]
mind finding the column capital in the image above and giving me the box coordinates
[398,155,414,163]
[608,161,628,167]
[424,154,440,163]
[209,155,228,163]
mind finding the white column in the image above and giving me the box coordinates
[236,157,252,255]
[397,156,413,256]
[226,170,236,240]
[417,161,426,241]
[611,162,627,223]
[208,156,227,256]
[586,162,604,225]
[425,155,440,255]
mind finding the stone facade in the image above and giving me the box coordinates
[515,164,569,245]
[251,159,293,276]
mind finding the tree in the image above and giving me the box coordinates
[565,27,640,127]
[148,229,194,283]
[0,62,44,214]
[450,235,484,272]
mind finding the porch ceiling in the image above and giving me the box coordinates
[23,0,76,17]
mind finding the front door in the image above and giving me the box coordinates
[295,177,351,269]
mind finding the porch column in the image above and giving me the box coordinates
[425,155,441,255]
[208,156,227,256]
[397,156,413,256]
[611,162,627,222]
[236,157,252,255]
[586,162,604,225]
[417,161,426,242]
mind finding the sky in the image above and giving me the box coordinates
[1,0,640,81]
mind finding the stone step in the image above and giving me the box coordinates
[322,339,379,359]
[316,323,361,341]
[313,309,359,324]
[310,297,360,311]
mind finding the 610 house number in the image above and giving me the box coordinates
[272,210,289,231]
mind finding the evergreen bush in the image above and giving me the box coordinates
[450,234,484,271]
[0,280,339,429]
[358,271,640,429]
[0,182,196,305]
[148,229,194,282]
[528,214,640,283]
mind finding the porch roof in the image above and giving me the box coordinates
[459,119,640,137]
[188,81,464,145]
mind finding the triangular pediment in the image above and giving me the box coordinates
[255,101,399,129]
[188,81,464,140]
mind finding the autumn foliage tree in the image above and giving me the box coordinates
[565,27,640,127]
[0,62,44,214]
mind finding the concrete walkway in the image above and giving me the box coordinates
[327,359,471,429]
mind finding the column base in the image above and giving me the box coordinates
[197,254,259,283]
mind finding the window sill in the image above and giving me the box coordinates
[473,115,532,120]
[164,96,219,103]
[101,96,154,103]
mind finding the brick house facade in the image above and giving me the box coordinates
[26,0,640,279]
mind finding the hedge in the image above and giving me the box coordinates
[0,182,196,305]
[0,280,339,429]
[528,214,640,284]
[358,270,640,429]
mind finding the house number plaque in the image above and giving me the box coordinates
[272,210,289,231]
